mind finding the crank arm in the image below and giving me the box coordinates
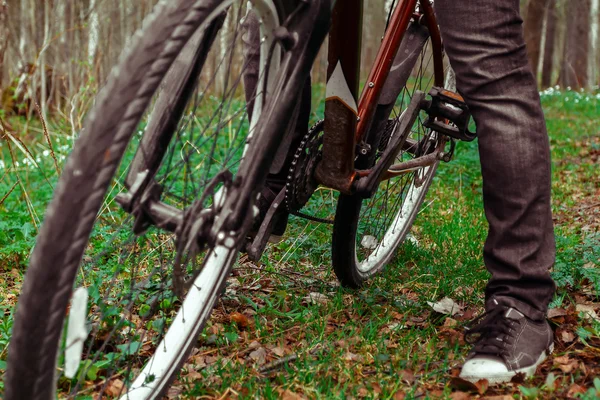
[246,187,287,261]
[354,91,426,198]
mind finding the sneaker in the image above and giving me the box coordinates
[459,300,554,384]
[250,184,289,243]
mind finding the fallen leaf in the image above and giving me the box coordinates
[185,369,204,381]
[449,377,479,392]
[554,355,578,373]
[474,379,489,395]
[576,304,600,322]
[567,383,586,398]
[510,372,526,384]
[427,297,463,316]
[205,355,219,365]
[190,355,206,369]
[371,383,382,394]
[399,369,415,384]
[405,233,419,246]
[249,347,267,365]
[560,330,576,343]
[304,292,329,305]
[105,379,125,397]
[279,389,305,400]
[547,308,568,319]
[444,317,458,327]
[343,352,364,362]
[248,340,261,349]
[483,396,513,400]
[271,346,285,357]
[358,386,369,397]
[450,392,470,400]
[361,235,378,249]
[230,312,250,329]
[393,391,406,400]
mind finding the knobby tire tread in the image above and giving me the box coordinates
[331,24,439,288]
[5,0,287,398]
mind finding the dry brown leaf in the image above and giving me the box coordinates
[567,383,586,398]
[560,330,576,343]
[399,369,416,384]
[279,389,305,400]
[449,377,479,392]
[191,355,206,369]
[427,297,463,316]
[554,355,578,373]
[248,340,261,349]
[230,312,250,329]
[444,317,458,327]
[547,308,568,319]
[209,323,224,335]
[205,355,219,365]
[105,379,125,397]
[391,311,404,320]
[576,304,600,322]
[474,379,489,395]
[343,352,364,362]
[483,396,513,400]
[185,369,203,381]
[304,292,329,305]
[249,347,267,365]
[450,392,471,400]
[393,391,406,400]
[371,382,382,394]
[271,346,286,357]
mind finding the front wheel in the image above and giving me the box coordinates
[4,1,293,399]
[332,23,456,288]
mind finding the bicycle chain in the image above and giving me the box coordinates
[285,119,324,212]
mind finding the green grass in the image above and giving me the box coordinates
[1,88,599,398]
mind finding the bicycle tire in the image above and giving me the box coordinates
[332,21,456,288]
[5,1,293,399]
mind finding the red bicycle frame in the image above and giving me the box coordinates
[315,0,445,194]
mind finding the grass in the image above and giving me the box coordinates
[0,88,599,398]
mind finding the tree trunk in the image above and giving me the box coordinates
[561,0,591,89]
[590,0,599,86]
[0,1,9,87]
[541,0,557,88]
[524,0,548,79]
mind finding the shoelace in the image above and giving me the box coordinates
[464,306,520,359]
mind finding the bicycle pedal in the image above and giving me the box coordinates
[421,86,476,142]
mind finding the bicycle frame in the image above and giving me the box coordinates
[315,0,445,194]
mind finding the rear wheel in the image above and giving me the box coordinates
[5,1,292,399]
[332,21,455,288]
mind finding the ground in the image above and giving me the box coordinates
[0,88,599,399]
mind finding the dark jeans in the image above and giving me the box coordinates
[243,0,556,321]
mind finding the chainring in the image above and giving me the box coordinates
[285,120,324,212]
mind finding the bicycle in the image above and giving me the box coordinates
[5,0,474,398]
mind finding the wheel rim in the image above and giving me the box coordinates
[52,2,283,398]
[354,38,445,275]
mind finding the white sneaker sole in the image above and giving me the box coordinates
[459,343,554,384]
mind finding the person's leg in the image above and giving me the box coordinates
[434,0,555,383]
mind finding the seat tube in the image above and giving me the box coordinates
[314,0,362,194]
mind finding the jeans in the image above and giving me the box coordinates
[435,0,555,320]
[243,0,556,321]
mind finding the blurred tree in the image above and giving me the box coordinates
[524,0,548,78]
[541,0,557,88]
[561,0,591,89]
[0,1,8,86]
